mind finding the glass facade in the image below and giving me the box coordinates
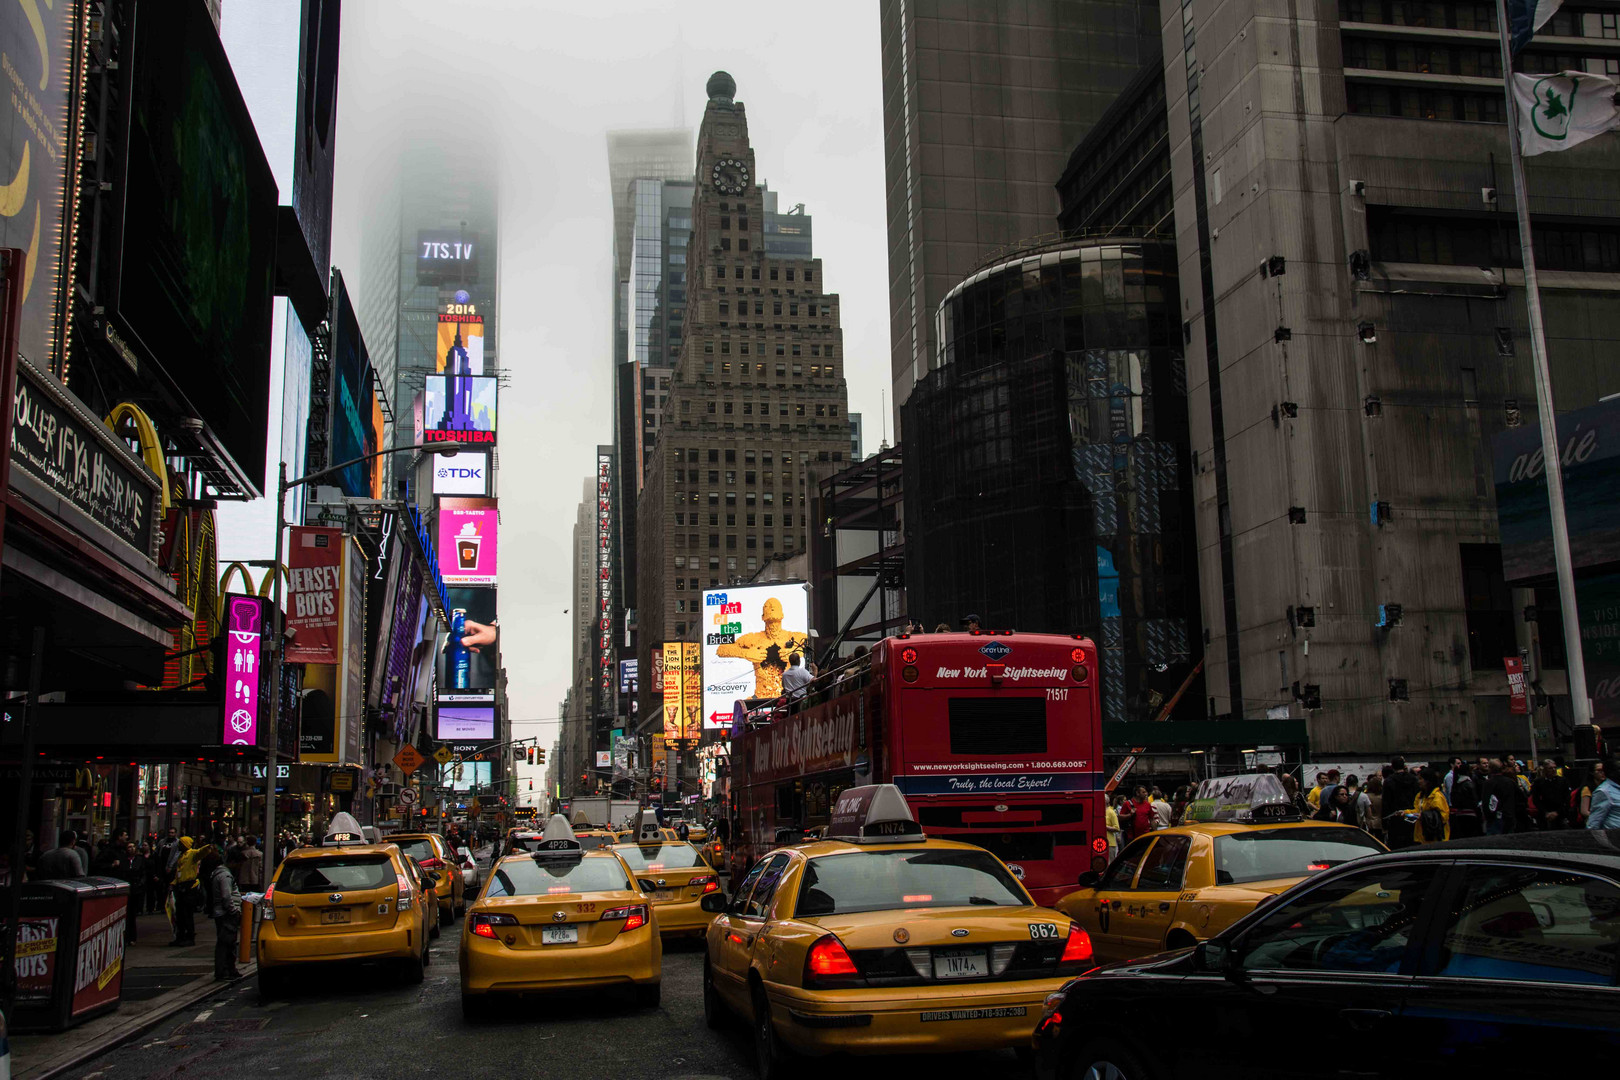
[908,238,1201,723]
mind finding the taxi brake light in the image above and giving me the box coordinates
[901,894,933,903]
[418,857,445,870]
[647,863,665,871]
[395,873,414,913]
[602,904,649,932]
[806,935,858,977]
[471,912,517,939]
[1307,862,1332,871]
[1058,925,1095,971]
[261,882,276,920]
[547,886,573,894]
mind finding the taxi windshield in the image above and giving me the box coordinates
[611,844,706,870]
[392,837,438,863]
[794,848,1027,917]
[506,834,544,851]
[278,855,395,893]
[577,834,616,851]
[484,857,631,897]
[1214,827,1385,885]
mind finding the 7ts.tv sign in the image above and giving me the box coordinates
[432,450,490,496]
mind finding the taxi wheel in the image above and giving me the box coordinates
[1072,1038,1154,1080]
[702,958,726,1029]
[751,983,797,1080]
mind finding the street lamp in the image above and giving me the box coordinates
[263,443,461,875]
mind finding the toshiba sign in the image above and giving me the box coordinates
[433,450,490,496]
[422,428,494,445]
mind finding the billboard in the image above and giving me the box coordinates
[432,450,490,496]
[417,229,480,285]
[222,595,272,748]
[118,0,277,494]
[438,498,498,585]
[596,452,613,709]
[292,0,341,281]
[438,587,497,691]
[436,691,496,741]
[1492,397,1620,582]
[339,538,366,766]
[619,659,638,696]
[327,273,376,497]
[300,662,336,761]
[423,373,497,445]
[700,583,811,730]
[286,526,344,664]
[437,304,485,375]
[661,643,701,743]
[1,0,76,375]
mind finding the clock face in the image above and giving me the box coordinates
[711,156,750,195]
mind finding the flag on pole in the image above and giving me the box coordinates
[1513,71,1620,155]
[1506,0,1563,54]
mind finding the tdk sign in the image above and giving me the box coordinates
[431,450,490,496]
[978,640,1012,661]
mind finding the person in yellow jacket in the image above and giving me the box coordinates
[168,837,201,946]
[1410,768,1451,844]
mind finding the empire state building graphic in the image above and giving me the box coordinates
[437,326,477,433]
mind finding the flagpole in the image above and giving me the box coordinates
[1495,0,1593,729]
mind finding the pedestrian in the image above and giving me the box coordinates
[200,846,242,981]
[1577,761,1605,826]
[1586,756,1620,829]
[1448,759,1481,838]
[143,841,165,911]
[960,614,983,632]
[239,836,264,891]
[1306,772,1328,813]
[1362,774,1385,842]
[1532,759,1572,830]
[782,652,813,698]
[1149,788,1173,830]
[1411,766,1450,844]
[1316,784,1351,823]
[122,842,145,943]
[1116,792,1136,844]
[169,836,200,946]
[1482,760,1517,834]
[1132,786,1154,838]
[1382,757,1420,848]
[36,829,86,878]
[1279,773,1305,817]
[226,835,246,881]
[1104,796,1121,859]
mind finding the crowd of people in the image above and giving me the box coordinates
[1099,752,1620,858]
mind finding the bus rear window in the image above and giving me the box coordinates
[948,697,1047,755]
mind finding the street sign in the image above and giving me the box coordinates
[394,744,425,776]
[1103,755,1137,793]
[433,745,453,764]
[397,786,419,808]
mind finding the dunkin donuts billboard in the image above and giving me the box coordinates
[437,498,498,586]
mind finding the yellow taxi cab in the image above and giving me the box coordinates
[684,821,710,844]
[387,832,465,926]
[460,814,662,1020]
[701,785,1094,1077]
[256,813,438,997]
[1055,773,1387,964]
[611,812,722,938]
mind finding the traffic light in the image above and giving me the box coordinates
[527,746,536,764]
[536,748,546,764]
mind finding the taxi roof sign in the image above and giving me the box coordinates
[323,811,368,846]
[637,809,662,842]
[530,813,583,859]
[828,784,924,843]
[1182,773,1299,825]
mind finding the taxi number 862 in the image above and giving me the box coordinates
[1028,923,1062,940]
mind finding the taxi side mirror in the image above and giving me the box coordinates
[700,892,727,914]
[1077,870,1102,888]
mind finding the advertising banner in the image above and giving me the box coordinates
[71,895,128,1017]
[596,453,614,710]
[619,659,638,695]
[436,691,496,741]
[300,662,337,762]
[10,915,59,1003]
[438,498,498,586]
[439,587,497,691]
[700,583,810,730]
[1492,397,1620,582]
[595,750,611,769]
[423,374,497,445]
[417,230,480,284]
[340,540,366,766]
[327,272,375,498]
[431,449,490,496]
[222,594,271,748]
[286,527,344,663]
[436,307,485,375]
[1505,656,1530,715]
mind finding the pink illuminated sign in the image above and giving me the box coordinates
[224,594,268,746]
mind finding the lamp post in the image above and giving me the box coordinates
[264,443,461,876]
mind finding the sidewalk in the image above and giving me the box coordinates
[8,909,254,1080]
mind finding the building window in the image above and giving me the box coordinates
[675,621,686,635]
[770,267,779,280]
[1460,543,1515,671]
[739,239,750,251]
[721,237,731,250]
[708,534,719,549]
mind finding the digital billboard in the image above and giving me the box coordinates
[118,0,278,494]
[222,595,271,748]
[437,304,485,375]
[1,0,76,374]
[438,587,497,691]
[436,691,495,741]
[662,642,701,743]
[423,373,497,445]
[431,449,490,496]
[417,229,480,285]
[1492,396,1620,582]
[327,272,376,497]
[437,498,498,585]
[292,0,340,281]
[700,583,811,730]
[286,526,344,664]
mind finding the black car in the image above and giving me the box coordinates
[1032,831,1620,1079]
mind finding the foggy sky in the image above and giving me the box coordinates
[219,1,888,781]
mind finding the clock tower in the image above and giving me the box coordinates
[636,72,853,733]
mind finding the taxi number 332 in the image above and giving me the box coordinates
[1028,923,1062,940]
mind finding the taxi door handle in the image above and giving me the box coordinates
[1340,1009,1391,1032]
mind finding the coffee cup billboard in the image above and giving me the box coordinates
[437,498,497,585]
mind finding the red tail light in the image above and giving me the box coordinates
[806,935,858,977]
[1058,925,1095,972]
[419,858,445,870]
[602,904,649,932]
[470,912,516,939]
[262,883,277,921]
[1091,837,1108,853]
[691,875,720,894]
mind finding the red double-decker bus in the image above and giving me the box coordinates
[723,631,1103,906]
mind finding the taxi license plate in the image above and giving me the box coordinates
[933,949,987,979]
[542,925,578,945]
[321,909,350,925]
[651,890,674,902]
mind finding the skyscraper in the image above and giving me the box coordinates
[879,0,1162,419]
[607,129,694,369]
[635,72,853,729]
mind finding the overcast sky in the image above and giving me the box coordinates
[218,1,888,785]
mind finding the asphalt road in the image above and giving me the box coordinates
[59,930,1031,1080]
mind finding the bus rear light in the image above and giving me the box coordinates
[987,662,1005,686]
[901,647,918,664]
[1071,648,1086,663]
[1070,664,1089,683]
[902,665,919,682]
[1091,837,1108,853]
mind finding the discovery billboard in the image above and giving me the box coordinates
[699,583,810,730]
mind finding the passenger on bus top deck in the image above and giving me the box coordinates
[961,614,982,632]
